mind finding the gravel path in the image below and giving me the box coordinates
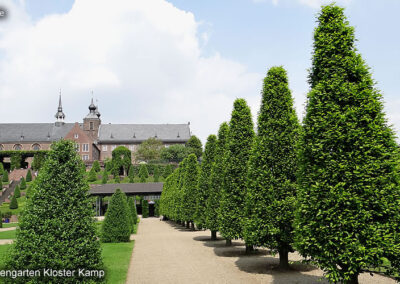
[126,218,395,284]
[0,240,13,245]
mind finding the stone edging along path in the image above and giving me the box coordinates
[125,218,395,284]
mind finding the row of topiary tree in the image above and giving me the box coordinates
[160,5,400,284]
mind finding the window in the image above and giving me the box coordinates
[32,144,41,150]
[13,144,22,150]
[82,155,89,161]
[74,133,79,139]
[102,145,108,151]
[75,144,80,152]
[90,122,94,130]
[83,144,89,152]
[129,145,135,151]
[111,145,117,151]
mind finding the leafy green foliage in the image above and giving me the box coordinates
[19,177,26,190]
[2,171,8,182]
[5,140,103,283]
[101,171,108,184]
[92,160,101,172]
[9,194,18,209]
[25,169,32,182]
[135,138,163,162]
[139,164,149,183]
[111,146,131,175]
[181,154,200,224]
[153,165,160,182]
[127,197,138,225]
[244,67,299,268]
[128,166,135,183]
[0,162,4,175]
[154,200,160,217]
[14,185,21,198]
[160,144,188,163]
[31,152,47,171]
[295,5,400,282]
[219,99,254,241]
[141,199,149,218]
[88,167,98,182]
[206,123,229,234]
[101,189,131,243]
[163,164,173,178]
[195,135,217,229]
[10,153,22,171]
[185,135,203,160]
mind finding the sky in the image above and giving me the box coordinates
[0,0,399,144]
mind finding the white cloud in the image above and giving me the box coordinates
[252,0,352,9]
[0,0,262,143]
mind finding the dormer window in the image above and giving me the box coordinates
[32,144,41,150]
[14,144,22,150]
[74,134,79,139]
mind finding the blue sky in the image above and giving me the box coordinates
[1,0,399,142]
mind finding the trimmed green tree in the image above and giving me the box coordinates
[136,137,164,162]
[0,162,4,175]
[2,170,8,182]
[9,194,18,209]
[153,165,160,182]
[161,144,188,163]
[185,135,203,160]
[19,177,26,190]
[101,188,131,242]
[128,197,138,225]
[219,99,254,247]
[5,140,103,283]
[14,185,21,198]
[142,199,149,218]
[128,166,135,183]
[181,154,200,230]
[195,134,217,231]
[111,146,131,175]
[206,122,229,240]
[295,4,400,283]
[139,164,149,183]
[25,169,32,182]
[101,170,108,184]
[163,164,173,178]
[244,66,299,269]
[154,199,160,217]
[92,160,101,172]
[88,167,97,182]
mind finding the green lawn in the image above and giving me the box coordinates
[0,196,27,215]
[101,241,134,284]
[0,230,16,240]
[0,244,11,269]
[1,223,18,228]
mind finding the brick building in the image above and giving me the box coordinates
[0,95,191,167]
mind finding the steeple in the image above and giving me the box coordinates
[55,91,65,126]
[83,94,101,140]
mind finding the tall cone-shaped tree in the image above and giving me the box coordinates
[101,188,131,242]
[295,5,400,283]
[9,194,18,209]
[244,66,299,269]
[139,164,149,183]
[26,169,32,182]
[163,164,173,178]
[128,166,135,183]
[2,170,8,182]
[219,99,254,247]
[14,185,21,198]
[6,140,103,283]
[128,197,138,225]
[142,199,149,218]
[206,122,229,240]
[181,154,200,230]
[153,165,160,182]
[195,135,217,231]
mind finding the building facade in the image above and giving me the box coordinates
[0,95,191,167]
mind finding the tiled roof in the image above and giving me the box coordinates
[98,123,190,143]
[89,182,163,195]
[0,123,75,143]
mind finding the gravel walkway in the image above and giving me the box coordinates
[0,240,13,245]
[126,218,395,284]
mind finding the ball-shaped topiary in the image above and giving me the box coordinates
[101,189,131,242]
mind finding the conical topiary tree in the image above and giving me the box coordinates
[142,199,149,218]
[219,99,254,247]
[101,189,131,242]
[25,169,32,182]
[101,170,108,184]
[9,194,18,209]
[139,164,149,183]
[88,167,97,182]
[128,197,138,225]
[19,177,26,190]
[195,135,217,231]
[92,160,101,172]
[0,162,4,175]
[5,140,103,283]
[295,4,400,283]
[2,170,8,183]
[185,135,203,160]
[206,123,229,240]
[153,165,160,182]
[244,66,300,269]
[181,154,200,230]
[14,185,21,198]
[128,166,135,183]
[163,164,173,178]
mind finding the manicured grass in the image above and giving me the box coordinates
[1,223,18,228]
[0,196,27,215]
[0,244,12,269]
[0,230,16,240]
[101,241,134,284]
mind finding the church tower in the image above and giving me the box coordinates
[83,98,101,140]
[55,93,65,126]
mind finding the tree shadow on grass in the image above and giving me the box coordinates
[235,256,328,284]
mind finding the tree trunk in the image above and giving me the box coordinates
[345,273,359,284]
[185,221,190,228]
[245,244,254,253]
[279,248,289,270]
[191,221,195,231]
[211,230,217,240]
[225,239,232,246]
